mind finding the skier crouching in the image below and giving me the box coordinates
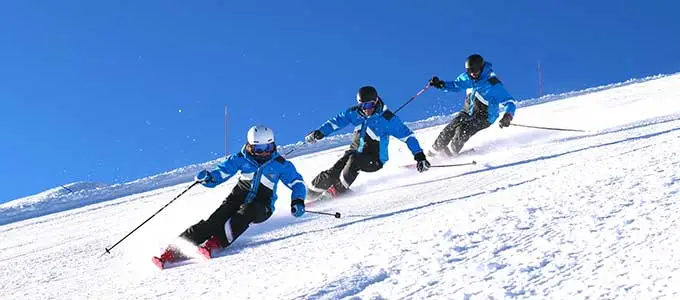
[153,125,306,268]
[304,85,431,200]
[428,54,517,157]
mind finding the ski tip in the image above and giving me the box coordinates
[151,257,165,270]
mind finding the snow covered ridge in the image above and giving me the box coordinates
[0,73,671,225]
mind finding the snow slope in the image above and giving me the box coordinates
[1,73,680,299]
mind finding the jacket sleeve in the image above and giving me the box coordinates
[442,73,471,92]
[318,108,353,137]
[491,83,517,116]
[279,162,307,201]
[388,115,424,156]
[203,154,241,188]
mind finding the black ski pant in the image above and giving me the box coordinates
[179,189,272,247]
[309,150,382,194]
[433,112,491,154]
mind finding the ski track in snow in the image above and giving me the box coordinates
[1,74,680,299]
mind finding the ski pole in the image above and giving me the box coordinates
[510,123,586,132]
[430,160,477,168]
[103,181,200,255]
[393,83,431,114]
[306,210,342,219]
[60,185,74,193]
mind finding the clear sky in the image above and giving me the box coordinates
[1,0,678,203]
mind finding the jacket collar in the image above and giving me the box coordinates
[470,62,494,81]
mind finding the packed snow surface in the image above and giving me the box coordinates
[1,74,679,299]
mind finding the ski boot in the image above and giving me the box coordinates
[317,184,348,201]
[326,185,339,198]
[306,185,328,202]
[427,146,454,158]
[197,236,222,259]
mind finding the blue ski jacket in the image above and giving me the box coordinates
[201,146,306,210]
[441,62,517,124]
[317,103,424,164]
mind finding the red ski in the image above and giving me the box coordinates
[151,256,168,270]
[152,237,221,270]
[151,246,190,270]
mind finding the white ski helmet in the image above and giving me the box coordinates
[247,125,275,145]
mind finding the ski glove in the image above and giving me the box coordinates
[499,113,513,128]
[305,130,324,144]
[291,199,305,217]
[429,76,445,89]
[414,152,431,173]
[195,170,213,183]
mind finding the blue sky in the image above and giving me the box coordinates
[1,0,678,203]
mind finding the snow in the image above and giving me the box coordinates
[2,73,680,299]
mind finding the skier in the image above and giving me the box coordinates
[304,85,431,200]
[153,125,307,268]
[427,54,516,156]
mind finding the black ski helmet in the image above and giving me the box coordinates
[356,86,379,103]
[465,54,484,79]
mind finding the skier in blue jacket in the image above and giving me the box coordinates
[153,125,306,268]
[428,54,517,156]
[304,86,431,200]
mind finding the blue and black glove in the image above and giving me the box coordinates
[429,76,445,89]
[290,199,305,217]
[195,170,216,187]
[499,113,513,128]
[414,152,431,173]
[305,130,324,144]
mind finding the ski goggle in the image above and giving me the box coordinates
[358,100,378,110]
[250,143,275,154]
